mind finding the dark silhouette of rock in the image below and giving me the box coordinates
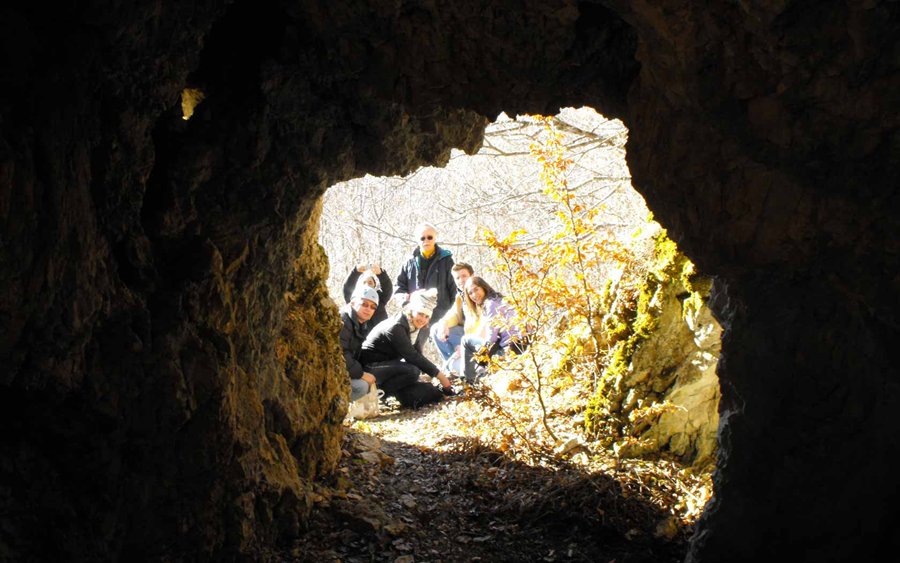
[1,1,897,561]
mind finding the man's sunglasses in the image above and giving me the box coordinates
[420,235,434,241]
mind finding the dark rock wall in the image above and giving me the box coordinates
[609,1,900,560]
[1,0,897,561]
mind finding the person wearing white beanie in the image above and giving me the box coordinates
[408,287,438,318]
[359,288,457,408]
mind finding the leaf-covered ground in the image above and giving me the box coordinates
[288,373,710,562]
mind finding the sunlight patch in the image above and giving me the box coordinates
[181,87,206,120]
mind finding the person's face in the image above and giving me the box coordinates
[452,268,471,290]
[411,311,431,329]
[364,277,376,288]
[417,227,436,253]
[466,283,486,305]
[353,298,377,322]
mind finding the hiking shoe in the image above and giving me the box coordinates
[441,385,458,397]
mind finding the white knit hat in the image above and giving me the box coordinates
[351,285,379,306]
[408,288,438,317]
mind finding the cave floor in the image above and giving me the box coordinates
[288,385,698,562]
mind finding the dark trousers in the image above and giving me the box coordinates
[365,360,420,396]
[364,360,442,409]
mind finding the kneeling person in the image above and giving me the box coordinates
[360,288,455,409]
[430,262,474,373]
[340,286,379,402]
[460,276,524,382]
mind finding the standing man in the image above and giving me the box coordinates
[340,286,379,402]
[394,223,457,323]
[429,262,474,372]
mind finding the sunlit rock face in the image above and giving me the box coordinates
[622,268,722,469]
[1,0,897,561]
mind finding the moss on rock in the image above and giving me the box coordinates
[585,228,720,467]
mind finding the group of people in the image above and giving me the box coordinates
[339,222,525,411]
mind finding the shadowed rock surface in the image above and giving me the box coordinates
[1,1,897,561]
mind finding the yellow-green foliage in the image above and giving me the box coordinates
[476,117,709,456]
[476,117,639,440]
[584,228,701,447]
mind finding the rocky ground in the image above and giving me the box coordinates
[286,380,708,563]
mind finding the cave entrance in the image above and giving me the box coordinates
[318,108,720,529]
[320,108,644,297]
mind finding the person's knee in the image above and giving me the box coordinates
[445,327,462,347]
[399,364,421,382]
[349,379,370,402]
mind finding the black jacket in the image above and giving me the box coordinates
[359,313,440,377]
[342,269,393,326]
[395,245,456,321]
[339,305,372,379]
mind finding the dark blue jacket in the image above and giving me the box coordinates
[395,245,456,321]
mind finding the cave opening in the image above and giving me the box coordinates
[2,0,897,561]
[316,107,722,556]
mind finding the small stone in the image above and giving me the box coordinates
[394,556,415,563]
[354,434,382,451]
[392,538,412,551]
[399,494,417,509]
[384,521,407,536]
[554,437,583,455]
[358,451,382,465]
[654,516,679,540]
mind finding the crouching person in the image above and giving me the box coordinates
[460,276,525,383]
[340,286,379,403]
[360,288,456,409]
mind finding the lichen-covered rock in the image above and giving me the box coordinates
[629,270,721,468]
[587,230,721,468]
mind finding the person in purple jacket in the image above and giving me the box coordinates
[459,276,525,382]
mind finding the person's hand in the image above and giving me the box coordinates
[436,371,452,389]
[371,263,382,275]
[362,372,376,385]
[436,323,449,342]
[356,263,368,272]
